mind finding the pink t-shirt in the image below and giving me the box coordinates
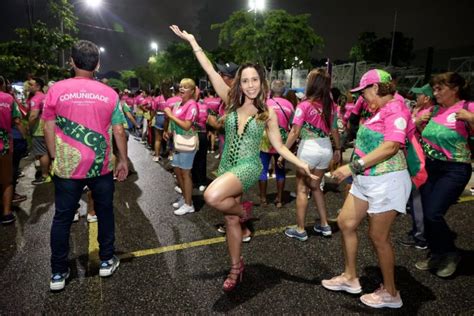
[266,97,294,132]
[195,101,208,132]
[29,91,46,136]
[166,96,182,109]
[354,99,412,176]
[204,97,222,116]
[42,77,126,179]
[153,95,166,112]
[170,99,198,135]
[0,92,20,155]
[292,100,336,139]
[421,101,474,163]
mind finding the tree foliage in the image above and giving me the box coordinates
[0,0,77,81]
[349,31,414,66]
[211,10,323,72]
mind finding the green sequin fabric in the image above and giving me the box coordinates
[217,111,265,192]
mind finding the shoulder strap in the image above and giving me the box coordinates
[271,98,291,129]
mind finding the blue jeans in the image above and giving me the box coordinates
[50,173,115,274]
[259,152,285,181]
[420,158,471,256]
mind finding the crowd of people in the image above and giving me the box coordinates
[0,32,473,309]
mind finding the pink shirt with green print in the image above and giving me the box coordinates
[0,92,21,155]
[421,100,474,163]
[292,100,337,139]
[354,99,412,176]
[42,77,126,179]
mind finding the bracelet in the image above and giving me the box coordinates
[193,48,203,53]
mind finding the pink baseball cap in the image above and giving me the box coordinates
[350,69,392,92]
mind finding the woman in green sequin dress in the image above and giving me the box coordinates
[171,25,316,292]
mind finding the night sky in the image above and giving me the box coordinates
[2,0,474,72]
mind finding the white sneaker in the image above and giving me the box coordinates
[174,186,182,194]
[199,185,206,192]
[214,153,220,159]
[174,204,195,216]
[290,192,311,199]
[73,212,79,222]
[152,156,161,162]
[87,214,98,223]
[172,197,185,209]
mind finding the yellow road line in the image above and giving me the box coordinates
[119,225,289,260]
[86,196,473,262]
[88,222,100,269]
[459,196,474,203]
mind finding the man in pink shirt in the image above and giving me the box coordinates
[0,76,24,225]
[27,77,51,185]
[43,40,128,291]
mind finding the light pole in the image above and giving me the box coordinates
[150,42,158,56]
[248,0,265,64]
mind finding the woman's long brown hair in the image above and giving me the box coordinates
[305,68,332,129]
[227,63,269,121]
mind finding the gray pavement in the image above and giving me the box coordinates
[1,138,473,314]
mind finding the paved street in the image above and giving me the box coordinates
[1,138,473,314]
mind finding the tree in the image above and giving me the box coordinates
[211,10,324,75]
[349,31,414,66]
[0,0,78,81]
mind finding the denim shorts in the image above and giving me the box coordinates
[171,150,197,170]
[154,113,165,130]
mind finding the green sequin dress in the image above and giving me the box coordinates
[217,111,266,192]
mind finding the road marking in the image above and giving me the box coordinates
[87,196,473,262]
[119,225,289,260]
[88,222,100,269]
[459,196,474,203]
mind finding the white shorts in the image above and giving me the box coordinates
[350,169,411,214]
[297,137,333,170]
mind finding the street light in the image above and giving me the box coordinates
[248,0,265,12]
[99,46,105,53]
[85,0,103,9]
[150,42,158,55]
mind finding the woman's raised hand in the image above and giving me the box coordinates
[169,25,196,43]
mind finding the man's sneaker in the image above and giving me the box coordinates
[321,273,362,294]
[172,197,185,209]
[73,212,79,223]
[415,255,442,271]
[360,285,403,308]
[152,156,161,162]
[174,204,195,216]
[284,227,308,241]
[470,187,474,195]
[436,254,461,278]
[174,186,182,194]
[0,213,16,225]
[50,269,70,291]
[398,236,428,250]
[99,255,120,277]
[314,224,332,236]
[198,185,207,192]
[31,175,52,185]
[87,214,98,223]
[12,193,27,203]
